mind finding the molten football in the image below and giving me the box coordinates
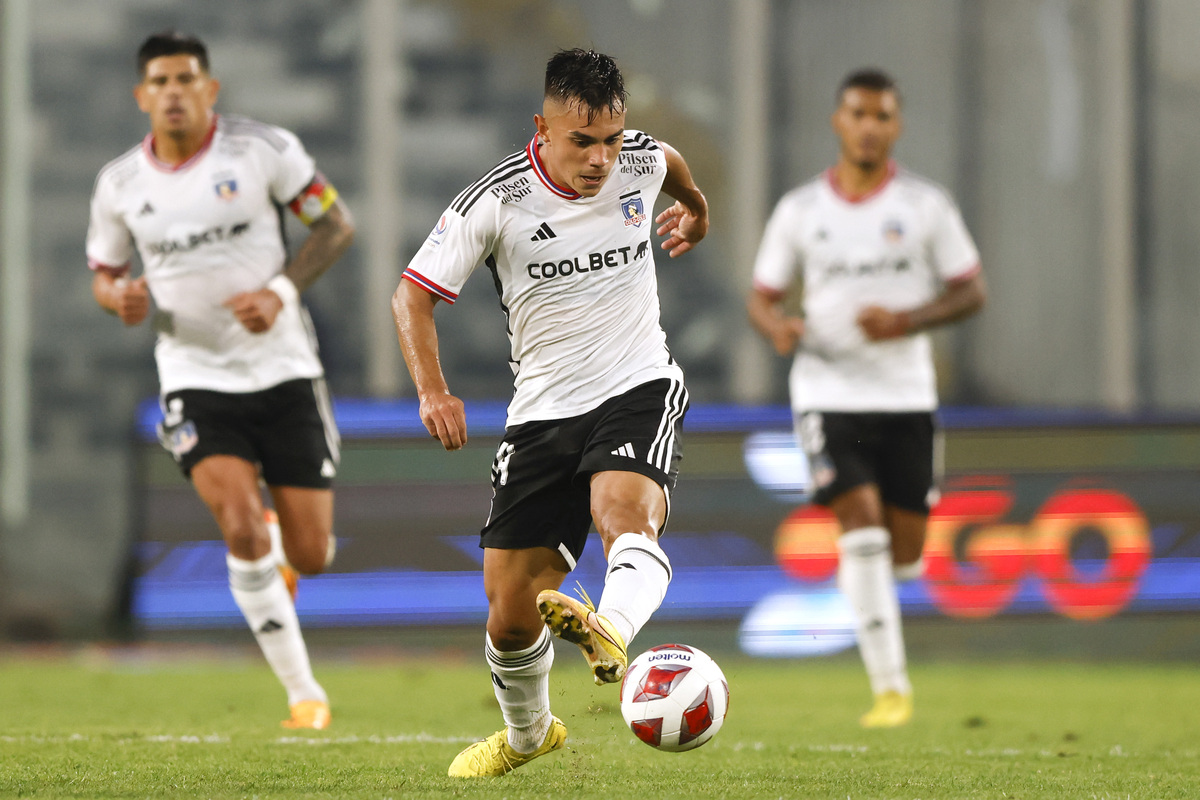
[619,643,729,752]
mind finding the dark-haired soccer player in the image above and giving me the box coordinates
[87,31,355,729]
[393,48,709,776]
[748,68,986,728]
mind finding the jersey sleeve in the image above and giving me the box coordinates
[751,196,803,296]
[85,173,133,273]
[927,191,981,282]
[262,125,331,222]
[402,202,497,305]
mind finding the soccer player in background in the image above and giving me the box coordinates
[393,48,709,777]
[86,31,355,729]
[747,68,986,728]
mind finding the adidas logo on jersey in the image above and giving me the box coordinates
[530,222,557,241]
[611,442,636,459]
[138,201,155,216]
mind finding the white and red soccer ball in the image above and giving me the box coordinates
[619,643,729,752]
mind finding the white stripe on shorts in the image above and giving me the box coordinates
[311,377,341,465]
[557,542,577,571]
[648,379,688,473]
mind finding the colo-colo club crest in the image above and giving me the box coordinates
[622,194,647,227]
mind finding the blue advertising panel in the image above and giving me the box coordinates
[131,399,1200,656]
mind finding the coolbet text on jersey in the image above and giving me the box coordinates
[403,130,683,426]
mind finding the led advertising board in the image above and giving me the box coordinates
[130,400,1200,657]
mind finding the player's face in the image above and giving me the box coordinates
[535,98,625,197]
[832,88,902,170]
[134,55,219,140]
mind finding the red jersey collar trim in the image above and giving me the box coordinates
[143,115,219,173]
[527,134,581,200]
[826,160,897,204]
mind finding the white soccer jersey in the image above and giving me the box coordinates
[86,114,327,394]
[753,163,981,412]
[404,130,684,427]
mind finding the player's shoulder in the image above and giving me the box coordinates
[94,141,144,192]
[449,146,534,218]
[218,114,299,154]
[616,130,665,180]
[773,173,825,214]
[620,129,661,153]
[891,165,960,209]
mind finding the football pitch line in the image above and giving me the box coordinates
[0,733,477,746]
[5,731,1199,762]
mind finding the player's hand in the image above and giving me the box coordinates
[224,288,284,333]
[655,201,708,258]
[857,305,911,341]
[113,276,151,326]
[771,317,807,356]
[419,392,467,451]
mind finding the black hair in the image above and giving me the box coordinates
[837,68,901,104]
[136,31,209,77]
[544,48,627,123]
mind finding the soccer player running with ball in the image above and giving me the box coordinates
[392,48,709,777]
[87,32,355,729]
[747,68,986,728]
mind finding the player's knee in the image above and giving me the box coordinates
[835,506,884,533]
[288,551,325,576]
[891,540,924,566]
[486,614,542,651]
[591,497,662,542]
[215,504,267,557]
[285,529,333,575]
[595,514,653,546]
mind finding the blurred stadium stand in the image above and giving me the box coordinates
[5,0,1200,648]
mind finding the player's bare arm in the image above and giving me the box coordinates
[747,285,806,356]
[858,270,987,341]
[391,279,468,451]
[655,142,709,258]
[92,269,151,326]
[224,197,355,334]
[283,197,356,292]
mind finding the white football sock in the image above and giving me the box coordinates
[227,553,326,706]
[267,510,337,570]
[596,532,672,645]
[486,629,554,753]
[894,556,925,583]
[837,527,911,696]
[265,512,292,569]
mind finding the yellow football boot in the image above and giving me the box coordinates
[281,700,331,730]
[860,690,913,728]
[447,716,566,777]
[536,587,627,685]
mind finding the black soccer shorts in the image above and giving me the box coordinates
[480,377,689,567]
[156,377,340,488]
[795,410,938,513]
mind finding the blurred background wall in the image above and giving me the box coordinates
[0,0,1196,636]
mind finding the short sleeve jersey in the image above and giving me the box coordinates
[86,114,327,395]
[403,131,683,427]
[752,163,981,412]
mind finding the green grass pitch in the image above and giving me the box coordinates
[1,640,1198,799]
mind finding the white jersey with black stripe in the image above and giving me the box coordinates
[752,163,981,412]
[403,130,684,427]
[86,114,324,394]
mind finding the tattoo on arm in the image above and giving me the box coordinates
[283,199,356,292]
